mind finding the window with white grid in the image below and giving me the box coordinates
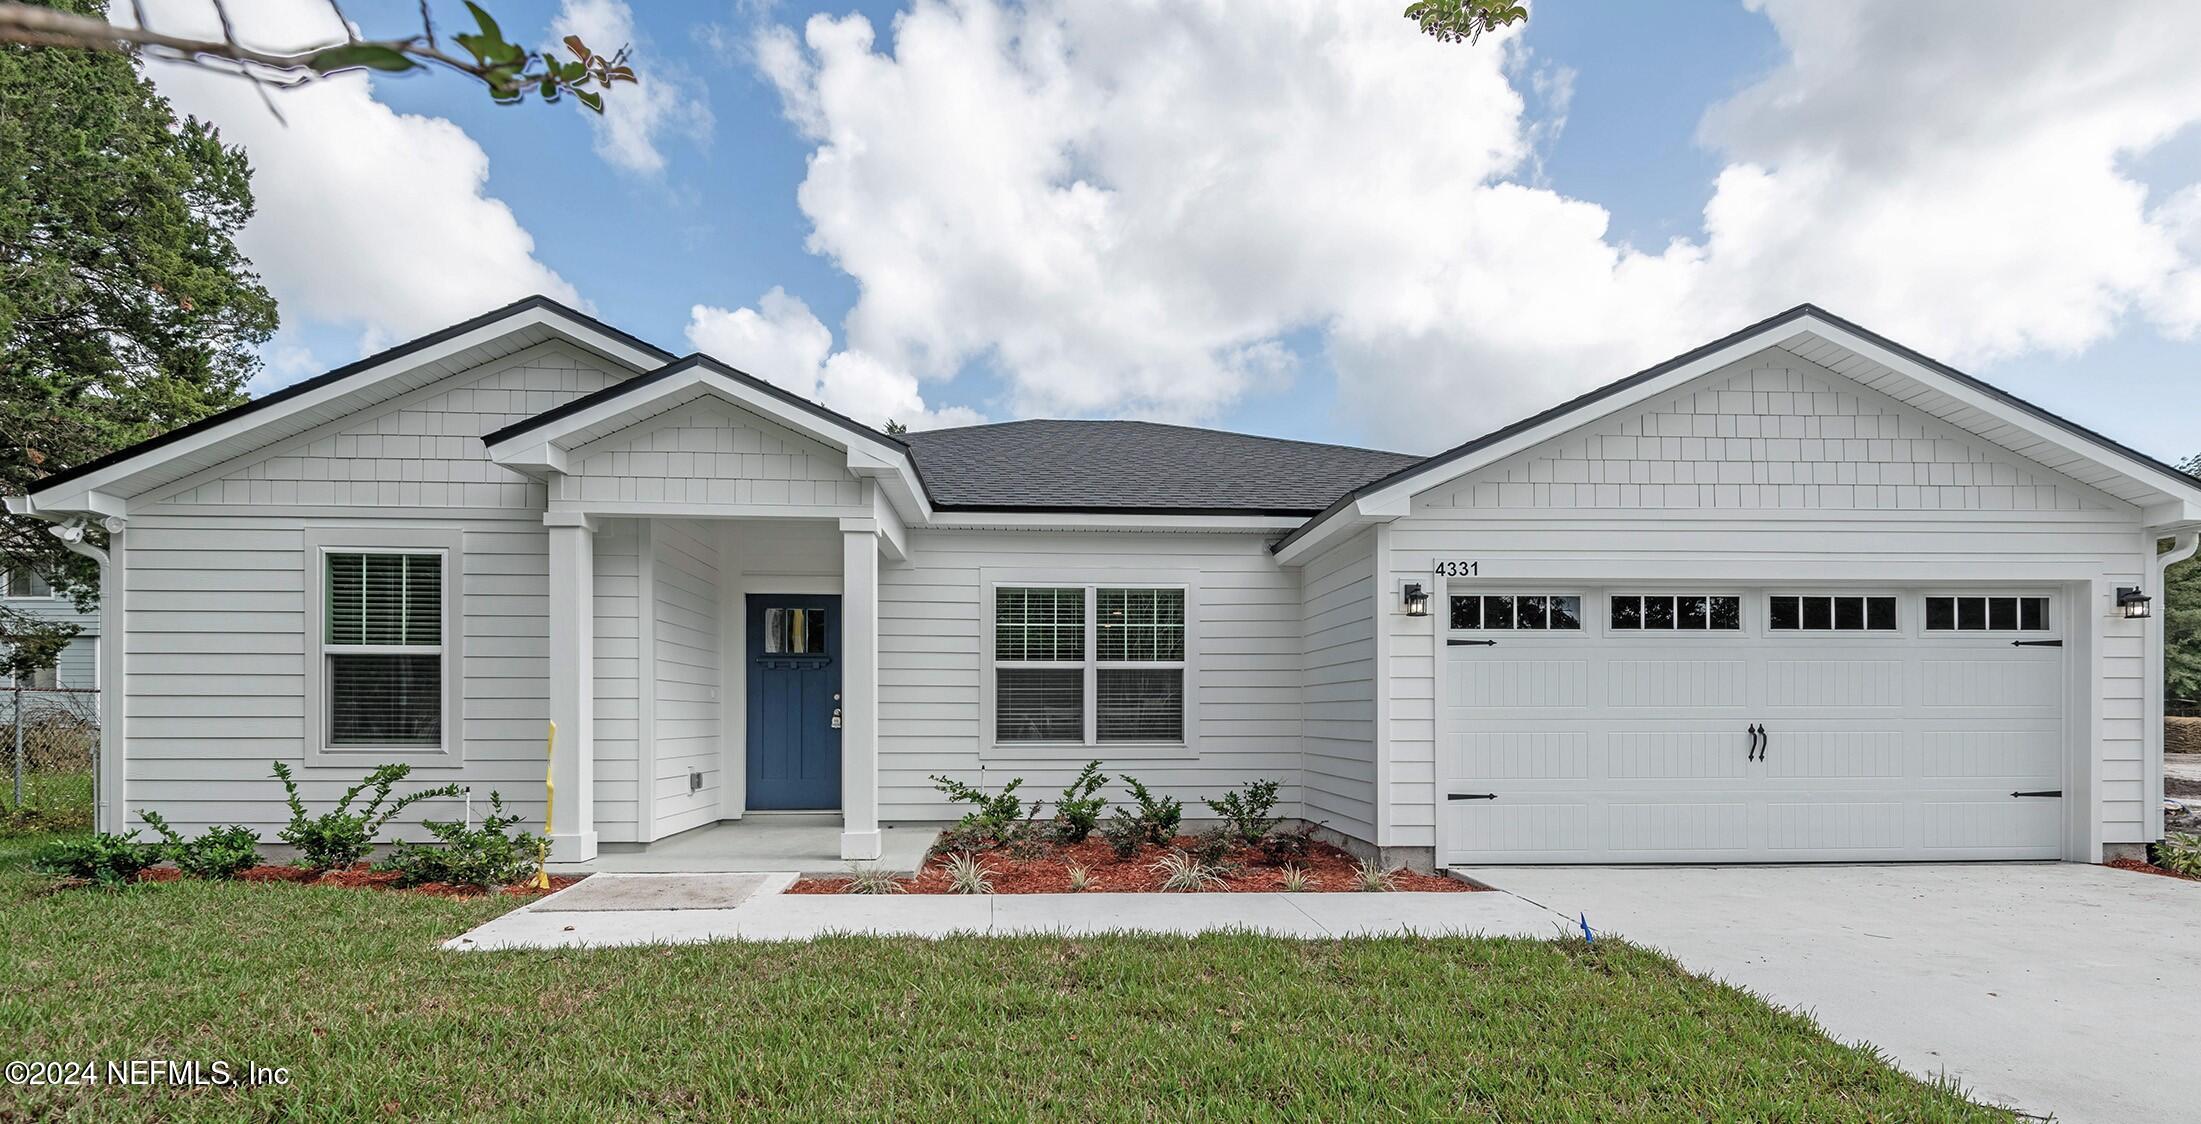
[993,584,1186,745]
[324,551,443,747]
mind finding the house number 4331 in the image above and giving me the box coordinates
[1433,561,1479,577]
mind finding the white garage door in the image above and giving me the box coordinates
[1438,590,2067,864]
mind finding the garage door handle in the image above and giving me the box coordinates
[1447,793,1497,801]
[2010,790,2062,798]
[2011,640,2063,648]
[1447,638,1498,647]
[1747,723,1763,761]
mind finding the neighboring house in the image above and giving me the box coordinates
[11,298,2201,868]
[2,564,99,693]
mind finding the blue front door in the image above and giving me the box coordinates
[746,594,842,810]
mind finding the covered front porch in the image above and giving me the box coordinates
[482,354,933,866]
[547,815,943,875]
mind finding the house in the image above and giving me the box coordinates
[11,298,2200,868]
[3,563,99,701]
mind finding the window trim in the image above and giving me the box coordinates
[1764,591,1904,635]
[304,526,464,766]
[980,568,1200,760]
[1445,591,1587,633]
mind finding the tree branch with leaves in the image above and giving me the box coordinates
[0,0,635,114]
[1403,0,1529,44]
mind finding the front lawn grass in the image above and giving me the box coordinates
[0,833,2007,1121]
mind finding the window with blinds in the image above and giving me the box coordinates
[325,551,443,746]
[994,584,1186,745]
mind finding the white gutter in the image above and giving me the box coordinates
[47,519,126,833]
[2147,527,2200,842]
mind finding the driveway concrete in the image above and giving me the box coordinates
[1459,863,2200,1124]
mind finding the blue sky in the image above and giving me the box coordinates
[157,1,2199,463]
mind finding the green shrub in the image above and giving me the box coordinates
[1186,825,1237,868]
[1117,774,1182,844]
[1101,808,1147,859]
[2156,832,2201,878]
[928,772,1039,845]
[929,823,988,858]
[30,832,160,888]
[380,791,542,889]
[274,761,463,872]
[1051,760,1108,843]
[1258,822,1319,864]
[1204,779,1282,845]
[140,811,262,879]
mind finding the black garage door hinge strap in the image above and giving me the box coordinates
[2010,790,2062,798]
[1447,793,1497,801]
[1447,639,1498,647]
[2011,639,2063,647]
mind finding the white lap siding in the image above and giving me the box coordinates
[122,515,554,837]
[121,342,627,838]
[650,518,722,838]
[877,530,1305,824]
[1373,349,2155,855]
[1298,526,1377,842]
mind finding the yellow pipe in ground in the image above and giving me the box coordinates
[529,721,555,890]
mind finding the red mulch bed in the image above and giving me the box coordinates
[2107,857,2200,883]
[133,863,584,898]
[791,836,1473,894]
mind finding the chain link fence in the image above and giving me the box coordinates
[1,686,97,833]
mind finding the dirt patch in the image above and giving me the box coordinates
[2168,717,2201,754]
[790,836,1472,894]
[134,863,583,898]
[2107,857,2200,883]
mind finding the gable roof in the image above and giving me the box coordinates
[15,295,672,516]
[1272,303,2201,558]
[901,420,1421,515]
[481,352,908,455]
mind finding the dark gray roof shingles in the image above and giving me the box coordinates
[901,419,1421,514]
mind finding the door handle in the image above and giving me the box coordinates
[830,707,843,730]
[1746,724,1762,761]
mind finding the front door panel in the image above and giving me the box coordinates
[746,595,841,810]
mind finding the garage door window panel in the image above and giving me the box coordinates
[1609,595,1742,632]
[1769,595,1898,633]
[1450,594,1581,631]
[1924,595,2051,633]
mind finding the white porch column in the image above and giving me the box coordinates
[839,521,882,860]
[546,512,598,862]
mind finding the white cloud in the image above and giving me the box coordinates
[551,0,713,175]
[119,1,580,364]
[752,0,2201,451]
[685,290,981,429]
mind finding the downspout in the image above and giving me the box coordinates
[2148,528,2200,844]
[48,518,123,833]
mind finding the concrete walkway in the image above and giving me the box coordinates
[1461,863,2201,1124]
[446,878,1563,950]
